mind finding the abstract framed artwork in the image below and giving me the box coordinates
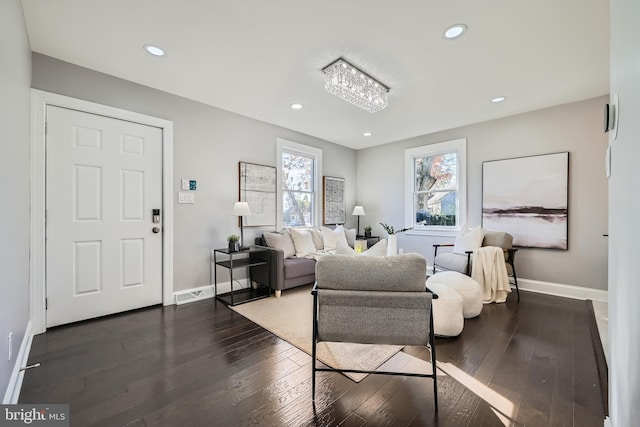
[323,176,346,225]
[482,152,569,249]
[239,162,277,227]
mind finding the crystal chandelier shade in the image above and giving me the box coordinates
[322,58,389,114]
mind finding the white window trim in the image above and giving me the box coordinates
[404,138,467,237]
[276,138,323,229]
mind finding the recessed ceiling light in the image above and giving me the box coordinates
[363,132,372,137]
[491,96,507,103]
[443,24,468,40]
[290,103,303,110]
[143,44,165,57]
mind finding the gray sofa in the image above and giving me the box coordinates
[251,235,317,297]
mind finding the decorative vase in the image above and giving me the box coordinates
[228,241,240,252]
[387,234,398,256]
[364,230,372,238]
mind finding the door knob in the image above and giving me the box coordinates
[152,227,160,233]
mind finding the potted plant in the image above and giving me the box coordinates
[379,223,413,255]
[227,234,240,252]
[363,226,372,238]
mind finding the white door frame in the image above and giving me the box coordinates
[30,89,174,335]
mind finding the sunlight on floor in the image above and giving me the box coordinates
[437,362,516,427]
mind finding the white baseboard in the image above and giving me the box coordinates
[173,279,253,306]
[2,321,33,404]
[518,278,608,302]
[604,416,612,427]
[430,269,608,302]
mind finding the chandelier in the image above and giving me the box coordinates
[322,58,389,114]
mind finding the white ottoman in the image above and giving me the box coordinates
[428,271,483,318]
[428,282,464,337]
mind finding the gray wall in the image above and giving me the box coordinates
[609,0,640,424]
[0,0,32,398]
[357,96,609,290]
[31,54,357,292]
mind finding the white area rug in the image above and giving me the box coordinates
[230,285,403,382]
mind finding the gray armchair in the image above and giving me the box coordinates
[312,253,438,412]
[433,230,519,301]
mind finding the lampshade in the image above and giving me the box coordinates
[232,201,252,216]
[352,206,366,216]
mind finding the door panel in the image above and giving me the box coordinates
[46,105,163,327]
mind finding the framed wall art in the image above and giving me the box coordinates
[323,176,346,225]
[239,162,277,227]
[482,152,569,250]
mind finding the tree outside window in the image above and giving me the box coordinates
[414,152,458,226]
[282,151,314,227]
[405,138,467,235]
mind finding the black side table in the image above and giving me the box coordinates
[213,246,271,306]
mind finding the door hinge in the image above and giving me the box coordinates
[45,298,48,310]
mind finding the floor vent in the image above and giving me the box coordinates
[174,286,215,305]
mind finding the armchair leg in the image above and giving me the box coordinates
[510,262,520,303]
[311,291,318,401]
[429,309,438,413]
[275,289,281,298]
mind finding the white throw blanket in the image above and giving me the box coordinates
[471,246,511,303]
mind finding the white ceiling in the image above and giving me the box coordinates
[20,0,609,150]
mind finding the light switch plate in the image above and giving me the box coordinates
[178,192,195,204]
[181,179,190,190]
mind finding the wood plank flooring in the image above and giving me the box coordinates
[20,291,605,426]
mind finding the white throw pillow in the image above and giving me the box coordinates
[288,228,317,258]
[322,226,349,251]
[452,226,485,255]
[262,231,296,259]
[308,228,324,250]
[335,224,357,248]
[335,239,388,256]
[365,239,388,256]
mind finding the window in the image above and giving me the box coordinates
[277,139,322,228]
[405,138,466,235]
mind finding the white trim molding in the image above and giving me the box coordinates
[2,322,33,404]
[30,90,175,334]
[405,138,467,237]
[518,278,608,302]
[276,138,323,230]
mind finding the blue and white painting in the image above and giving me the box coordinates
[482,152,569,250]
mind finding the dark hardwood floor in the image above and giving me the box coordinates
[20,291,605,426]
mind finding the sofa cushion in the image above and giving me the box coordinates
[308,228,324,250]
[289,227,317,258]
[283,257,316,279]
[321,226,348,251]
[263,231,295,259]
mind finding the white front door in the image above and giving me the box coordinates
[46,105,163,327]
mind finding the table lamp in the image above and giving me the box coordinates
[232,201,252,249]
[352,205,366,236]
